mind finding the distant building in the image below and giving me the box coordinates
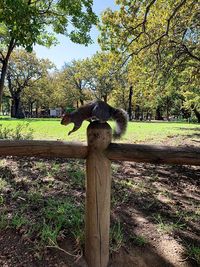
[49,108,62,117]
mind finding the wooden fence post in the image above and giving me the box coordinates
[85,121,112,267]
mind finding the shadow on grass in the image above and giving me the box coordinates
[183,134,200,140]
[178,127,200,131]
[111,162,200,266]
[0,157,199,266]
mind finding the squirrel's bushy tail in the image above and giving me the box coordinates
[111,108,128,139]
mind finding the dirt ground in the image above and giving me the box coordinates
[0,146,199,266]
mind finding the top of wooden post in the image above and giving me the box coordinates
[87,121,112,151]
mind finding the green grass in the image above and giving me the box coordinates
[110,221,124,252]
[126,121,200,145]
[130,235,148,246]
[2,191,84,247]
[11,213,29,229]
[154,214,186,234]
[186,245,200,264]
[0,121,33,140]
[0,159,86,249]
[0,117,199,144]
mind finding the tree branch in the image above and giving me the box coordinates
[169,39,200,61]
[39,0,54,15]
[7,71,14,97]
[0,51,5,62]
[142,0,157,33]
[123,0,188,65]
[181,44,200,61]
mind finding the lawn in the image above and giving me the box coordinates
[0,117,200,266]
[0,117,200,146]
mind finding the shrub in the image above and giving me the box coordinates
[0,123,33,140]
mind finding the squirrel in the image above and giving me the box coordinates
[61,100,128,139]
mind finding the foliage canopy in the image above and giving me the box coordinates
[0,0,97,108]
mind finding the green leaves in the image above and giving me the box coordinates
[0,0,97,51]
[0,0,98,109]
[98,0,200,120]
[99,0,199,62]
[0,0,97,57]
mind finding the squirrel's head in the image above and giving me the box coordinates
[61,113,71,125]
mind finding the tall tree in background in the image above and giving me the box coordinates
[0,0,97,109]
[128,85,133,120]
[110,68,129,111]
[61,59,93,106]
[22,73,54,117]
[99,0,200,121]
[61,53,128,107]
[7,50,53,118]
[88,52,120,102]
[51,70,83,109]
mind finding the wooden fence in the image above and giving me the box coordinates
[0,121,200,267]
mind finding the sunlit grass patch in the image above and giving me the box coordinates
[0,118,199,145]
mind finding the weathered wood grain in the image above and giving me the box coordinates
[0,140,199,165]
[85,122,112,267]
[106,143,200,165]
[0,140,88,159]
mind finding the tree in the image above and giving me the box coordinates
[108,64,129,111]
[88,52,121,103]
[99,0,199,64]
[60,53,126,107]
[0,0,97,109]
[99,0,199,121]
[49,71,80,110]
[7,49,53,118]
[61,59,93,106]
[22,75,52,117]
[1,86,10,115]
[176,61,200,122]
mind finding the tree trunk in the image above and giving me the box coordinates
[0,38,15,110]
[166,97,170,121]
[80,99,84,106]
[36,104,39,118]
[146,111,152,121]
[103,94,108,103]
[0,61,9,112]
[135,105,140,120]
[193,108,200,123]
[155,107,163,120]
[11,96,25,119]
[181,107,191,119]
[30,102,33,117]
[140,110,144,121]
[128,85,133,121]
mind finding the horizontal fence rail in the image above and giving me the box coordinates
[0,140,88,159]
[0,140,199,166]
[107,143,200,166]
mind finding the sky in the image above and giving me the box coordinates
[34,0,117,69]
